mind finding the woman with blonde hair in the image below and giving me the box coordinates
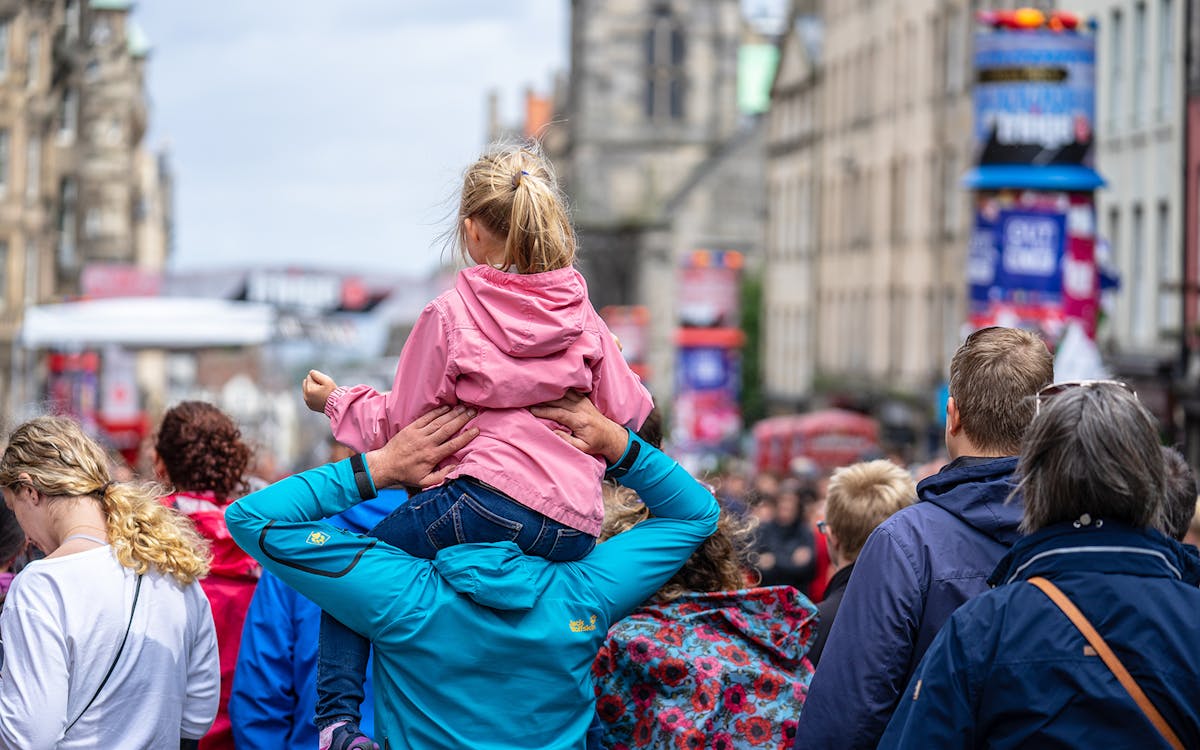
[0,416,219,748]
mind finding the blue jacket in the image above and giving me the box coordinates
[880,522,1200,748]
[228,489,405,749]
[225,433,719,750]
[795,456,1022,750]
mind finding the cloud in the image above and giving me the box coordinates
[135,1,566,275]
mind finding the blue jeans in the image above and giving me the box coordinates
[315,477,597,728]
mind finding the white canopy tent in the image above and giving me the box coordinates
[19,298,277,349]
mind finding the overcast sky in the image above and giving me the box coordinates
[135,2,567,277]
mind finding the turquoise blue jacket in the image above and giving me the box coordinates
[225,433,719,750]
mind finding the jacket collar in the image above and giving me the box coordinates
[989,521,1200,587]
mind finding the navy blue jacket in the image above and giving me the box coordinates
[228,489,404,749]
[795,456,1022,750]
[880,522,1200,748]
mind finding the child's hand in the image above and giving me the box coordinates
[302,370,337,413]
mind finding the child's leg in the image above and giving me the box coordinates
[314,485,454,733]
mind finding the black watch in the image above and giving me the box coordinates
[349,453,377,500]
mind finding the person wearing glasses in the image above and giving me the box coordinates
[807,460,916,666]
[880,381,1200,748]
[796,327,1053,750]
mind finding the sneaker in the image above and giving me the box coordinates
[320,721,380,750]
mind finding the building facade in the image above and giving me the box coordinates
[557,0,769,402]
[1079,0,1185,419]
[0,0,171,416]
[763,11,820,409]
[763,0,1061,426]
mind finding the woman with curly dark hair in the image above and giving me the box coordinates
[155,401,258,750]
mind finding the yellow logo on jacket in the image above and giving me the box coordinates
[306,531,330,546]
[570,614,597,632]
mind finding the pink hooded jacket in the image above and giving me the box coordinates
[324,264,653,537]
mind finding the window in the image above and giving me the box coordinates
[57,178,76,268]
[65,0,79,43]
[25,31,38,88]
[1131,204,1146,339]
[942,152,961,236]
[944,8,965,94]
[1158,0,1174,120]
[1133,2,1147,127]
[1157,202,1175,331]
[0,240,8,310]
[23,238,35,306]
[0,129,10,197]
[1109,10,1123,129]
[25,135,39,202]
[644,7,685,122]
[0,19,9,79]
[58,88,77,141]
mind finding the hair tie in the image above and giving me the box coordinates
[98,481,113,498]
[512,170,529,189]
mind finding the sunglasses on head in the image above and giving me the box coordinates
[1034,379,1136,416]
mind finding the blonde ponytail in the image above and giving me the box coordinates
[0,416,211,585]
[457,140,576,273]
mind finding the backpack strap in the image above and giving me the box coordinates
[1027,576,1183,750]
[63,573,143,736]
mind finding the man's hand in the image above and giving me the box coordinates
[530,391,628,464]
[302,370,338,413]
[364,405,478,489]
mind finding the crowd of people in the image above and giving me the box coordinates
[0,139,1196,749]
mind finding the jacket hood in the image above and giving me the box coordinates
[166,491,260,581]
[332,488,406,534]
[917,456,1023,547]
[641,586,818,664]
[989,521,1200,587]
[432,541,548,611]
[455,265,589,358]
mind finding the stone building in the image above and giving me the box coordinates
[551,0,771,401]
[0,0,171,414]
[763,0,1053,419]
[763,9,820,409]
[1076,0,1185,416]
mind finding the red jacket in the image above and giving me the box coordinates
[164,491,259,750]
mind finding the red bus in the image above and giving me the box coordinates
[752,409,881,476]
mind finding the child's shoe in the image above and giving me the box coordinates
[320,720,380,750]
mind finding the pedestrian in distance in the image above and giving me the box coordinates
[880,380,1200,749]
[794,326,1053,750]
[225,395,718,750]
[0,416,219,749]
[1160,446,1198,543]
[300,140,653,750]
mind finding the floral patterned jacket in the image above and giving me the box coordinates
[592,586,817,749]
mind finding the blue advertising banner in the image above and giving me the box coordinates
[966,30,1103,191]
[995,209,1066,296]
[968,210,1000,310]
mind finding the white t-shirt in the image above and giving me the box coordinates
[0,545,219,749]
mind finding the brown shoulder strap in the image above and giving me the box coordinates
[1028,576,1184,750]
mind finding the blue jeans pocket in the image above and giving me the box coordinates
[547,527,597,561]
[426,492,524,550]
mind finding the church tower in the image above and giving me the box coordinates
[562,0,744,308]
